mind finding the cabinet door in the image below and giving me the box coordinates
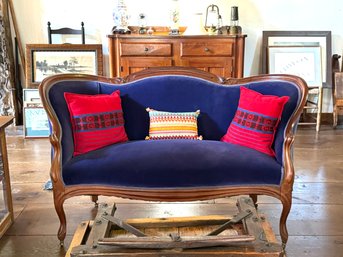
[120,57,173,77]
[180,57,234,77]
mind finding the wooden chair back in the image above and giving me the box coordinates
[47,21,85,44]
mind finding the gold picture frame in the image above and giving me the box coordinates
[25,44,103,88]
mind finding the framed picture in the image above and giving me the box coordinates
[23,107,50,138]
[25,44,103,88]
[268,46,322,87]
[262,31,331,87]
[23,89,42,107]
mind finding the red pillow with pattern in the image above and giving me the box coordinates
[64,90,128,156]
[221,86,289,157]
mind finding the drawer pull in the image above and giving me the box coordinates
[204,47,210,52]
[144,47,149,52]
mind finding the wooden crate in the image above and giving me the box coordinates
[66,197,284,257]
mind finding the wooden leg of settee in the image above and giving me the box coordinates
[91,195,99,207]
[280,193,292,250]
[54,197,67,246]
[249,194,258,208]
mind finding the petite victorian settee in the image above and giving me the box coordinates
[39,67,307,248]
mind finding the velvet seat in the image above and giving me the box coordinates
[63,139,282,187]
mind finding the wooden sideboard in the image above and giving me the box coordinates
[108,34,246,78]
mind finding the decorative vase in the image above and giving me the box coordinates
[169,0,180,35]
[138,13,147,34]
[112,0,131,34]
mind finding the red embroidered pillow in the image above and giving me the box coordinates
[221,86,289,157]
[64,91,128,156]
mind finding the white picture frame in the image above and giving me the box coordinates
[23,89,42,107]
[23,107,49,138]
[268,46,322,87]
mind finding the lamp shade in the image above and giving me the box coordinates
[183,13,207,35]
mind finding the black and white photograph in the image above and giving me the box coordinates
[33,50,96,82]
[25,44,103,88]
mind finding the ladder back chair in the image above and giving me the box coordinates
[47,21,85,44]
[300,85,323,132]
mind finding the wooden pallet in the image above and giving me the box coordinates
[66,197,284,257]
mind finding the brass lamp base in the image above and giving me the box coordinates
[228,25,242,35]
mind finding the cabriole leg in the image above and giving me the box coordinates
[249,194,258,208]
[91,195,99,207]
[280,194,292,249]
[54,196,67,245]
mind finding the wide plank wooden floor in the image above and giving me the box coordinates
[0,125,343,257]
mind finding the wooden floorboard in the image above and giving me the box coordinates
[0,235,72,257]
[286,236,343,257]
[0,125,342,257]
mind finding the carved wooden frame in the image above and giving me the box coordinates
[39,67,308,249]
[25,44,103,88]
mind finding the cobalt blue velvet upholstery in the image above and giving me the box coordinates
[47,75,300,188]
[63,140,282,187]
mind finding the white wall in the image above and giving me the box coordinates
[11,0,343,111]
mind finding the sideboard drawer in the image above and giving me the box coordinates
[120,43,172,56]
[180,42,234,57]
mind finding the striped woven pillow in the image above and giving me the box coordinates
[146,108,202,140]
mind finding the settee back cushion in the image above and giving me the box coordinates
[47,75,300,165]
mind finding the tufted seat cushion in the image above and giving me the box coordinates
[62,139,282,188]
